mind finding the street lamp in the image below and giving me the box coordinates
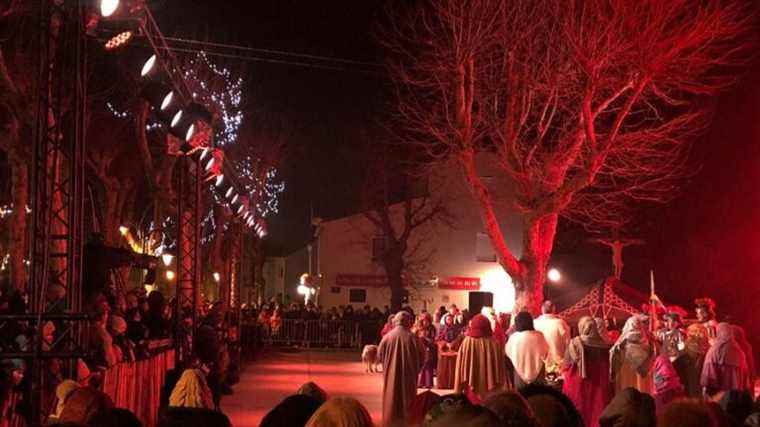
[547,268,561,283]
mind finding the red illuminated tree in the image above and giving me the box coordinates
[381,0,755,312]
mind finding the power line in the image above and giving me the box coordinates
[162,36,383,68]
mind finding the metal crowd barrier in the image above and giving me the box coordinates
[263,319,361,349]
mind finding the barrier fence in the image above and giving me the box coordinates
[101,350,175,427]
[1,349,175,427]
[262,319,362,349]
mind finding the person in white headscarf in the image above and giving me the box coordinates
[378,311,422,427]
[609,314,654,394]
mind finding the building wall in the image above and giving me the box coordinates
[315,155,525,314]
[262,257,286,304]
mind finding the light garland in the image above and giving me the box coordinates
[184,51,243,147]
[106,101,130,119]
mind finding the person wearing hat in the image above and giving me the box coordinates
[694,297,719,346]
[655,308,687,363]
[378,311,423,427]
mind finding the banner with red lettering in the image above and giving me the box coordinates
[439,276,481,290]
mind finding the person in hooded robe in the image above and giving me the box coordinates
[378,311,423,427]
[598,387,656,427]
[562,316,612,427]
[700,322,750,397]
[454,314,509,398]
[168,369,214,409]
[610,315,655,394]
[505,312,549,389]
[731,324,755,390]
[305,397,374,427]
[678,323,710,397]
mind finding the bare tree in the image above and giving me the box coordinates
[359,145,453,311]
[381,0,755,312]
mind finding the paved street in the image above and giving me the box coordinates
[222,350,384,426]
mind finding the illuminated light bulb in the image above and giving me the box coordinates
[141,54,156,77]
[213,272,221,282]
[236,205,245,214]
[547,268,561,282]
[225,187,234,198]
[204,158,215,172]
[160,91,174,110]
[165,270,176,281]
[215,174,224,187]
[171,110,183,127]
[185,124,195,141]
[161,253,173,267]
[200,148,211,161]
[100,0,120,17]
[230,194,239,204]
[119,226,129,236]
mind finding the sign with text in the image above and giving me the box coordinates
[439,276,481,291]
[335,274,389,288]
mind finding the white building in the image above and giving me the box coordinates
[313,156,525,314]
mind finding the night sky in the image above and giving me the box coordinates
[155,2,760,339]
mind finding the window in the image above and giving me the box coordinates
[349,288,366,303]
[475,232,497,262]
[371,236,386,261]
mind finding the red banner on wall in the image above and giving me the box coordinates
[439,276,481,290]
[335,274,390,288]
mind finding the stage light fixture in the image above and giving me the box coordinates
[100,0,120,17]
[141,54,158,78]
[170,109,183,127]
[169,103,209,142]
[104,30,133,50]
[160,91,174,110]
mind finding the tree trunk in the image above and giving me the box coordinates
[514,214,559,314]
[9,161,28,292]
[385,251,405,312]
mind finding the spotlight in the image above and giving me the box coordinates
[215,174,225,187]
[170,110,183,127]
[161,253,173,267]
[169,103,211,142]
[160,91,175,111]
[141,54,158,78]
[547,268,561,283]
[100,0,120,17]
[165,270,176,281]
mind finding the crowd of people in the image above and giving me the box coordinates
[259,376,760,427]
[372,297,757,427]
[0,282,241,427]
